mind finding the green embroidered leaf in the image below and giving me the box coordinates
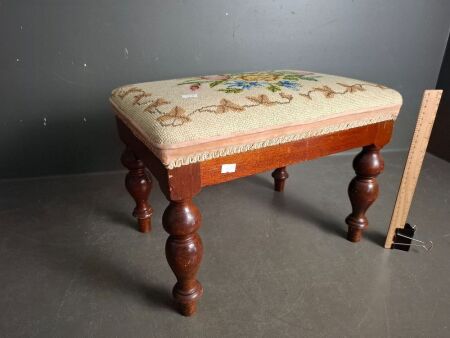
[209,80,225,88]
[177,80,208,85]
[283,74,301,81]
[266,84,281,92]
[300,76,319,81]
[218,88,243,93]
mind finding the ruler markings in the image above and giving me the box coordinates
[384,90,442,248]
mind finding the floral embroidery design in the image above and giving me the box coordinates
[246,94,277,106]
[113,87,294,127]
[113,87,171,113]
[113,77,388,127]
[299,83,386,100]
[215,99,245,114]
[144,98,170,113]
[177,71,320,93]
[153,92,294,127]
[156,106,190,127]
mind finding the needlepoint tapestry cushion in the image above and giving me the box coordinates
[110,70,402,168]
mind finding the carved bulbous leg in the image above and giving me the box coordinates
[163,199,203,316]
[272,166,289,192]
[346,145,384,242]
[121,148,153,233]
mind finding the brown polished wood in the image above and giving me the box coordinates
[115,117,394,316]
[117,120,201,202]
[121,147,153,233]
[272,167,289,192]
[200,121,393,187]
[163,199,203,316]
[345,145,384,242]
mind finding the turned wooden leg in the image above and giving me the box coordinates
[121,147,153,233]
[346,145,384,242]
[272,166,289,192]
[163,199,203,316]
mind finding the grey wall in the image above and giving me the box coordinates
[1,0,449,178]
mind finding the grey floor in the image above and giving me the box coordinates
[0,152,449,338]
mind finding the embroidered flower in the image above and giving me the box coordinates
[132,92,153,105]
[144,98,170,113]
[239,72,281,81]
[157,106,190,126]
[215,99,245,114]
[178,71,321,93]
[190,84,200,91]
[246,94,275,106]
[114,87,143,99]
[113,87,154,105]
[227,80,264,90]
[299,82,385,100]
[277,80,299,89]
[279,92,293,101]
[313,85,337,98]
[337,83,365,93]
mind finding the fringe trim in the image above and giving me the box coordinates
[165,112,397,169]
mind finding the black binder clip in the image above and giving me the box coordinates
[392,223,433,251]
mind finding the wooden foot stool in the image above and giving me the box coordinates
[110,70,402,316]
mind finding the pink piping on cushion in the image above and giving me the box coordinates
[111,100,400,167]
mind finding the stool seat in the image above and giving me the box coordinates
[110,70,402,168]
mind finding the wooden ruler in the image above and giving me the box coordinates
[384,90,443,248]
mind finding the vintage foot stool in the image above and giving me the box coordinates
[110,70,402,316]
